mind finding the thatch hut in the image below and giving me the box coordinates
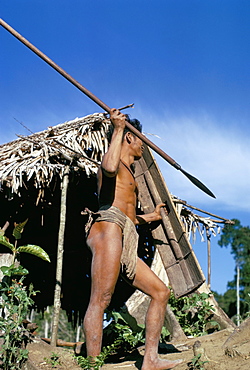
[0,113,111,323]
[0,112,232,332]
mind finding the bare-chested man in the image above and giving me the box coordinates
[83,108,182,369]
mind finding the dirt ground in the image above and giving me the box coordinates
[25,325,250,370]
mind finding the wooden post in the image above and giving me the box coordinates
[206,226,211,289]
[50,166,70,346]
[236,263,240,326]
[44,306,50,339]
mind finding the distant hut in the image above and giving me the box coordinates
[0,112,233,333]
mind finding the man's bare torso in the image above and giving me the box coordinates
[97,160,138,224]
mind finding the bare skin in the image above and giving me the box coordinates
[84,109,182,369]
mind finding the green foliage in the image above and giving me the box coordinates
[76,309,145,369]
[44,352,62,368]
[213,289,237,318]
[0,234,15,252]
[0,220,50,369]
[17,244,51,262]
[77,341,120,369]
[169,292,219,337]
[1,264,29,277]
[160,326,170,342]
[218,219,250,318]
[0,219,50,263]
[77,354,107,370]
[0,271,38,369]
[105,309,145,348]
[244,293,250,318]
[12,219,28,240]
[111,308,144,334]
[188,353,208,369]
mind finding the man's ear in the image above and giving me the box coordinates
[125,132,133,144]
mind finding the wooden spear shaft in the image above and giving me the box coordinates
[0,18,215,198]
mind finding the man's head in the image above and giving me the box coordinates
[106,114,142,144]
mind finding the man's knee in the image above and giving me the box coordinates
[156,285,171,304]
[100,290,113,309]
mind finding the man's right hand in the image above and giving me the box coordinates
[110,108,126,131]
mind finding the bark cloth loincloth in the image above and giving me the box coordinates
[84,205,138,280]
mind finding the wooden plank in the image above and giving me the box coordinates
[140,149,191,256]
[135,171,177,267]
[135,146,205,297]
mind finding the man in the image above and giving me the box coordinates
[84,108,182,369]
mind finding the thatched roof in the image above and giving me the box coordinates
[0,113,110,197]
[0,113,138,323]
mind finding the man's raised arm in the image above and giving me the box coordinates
[101,108,126,177]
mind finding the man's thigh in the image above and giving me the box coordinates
[87,222,123,294]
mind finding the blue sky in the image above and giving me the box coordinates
[1,1,250,294]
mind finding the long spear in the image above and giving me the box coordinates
[0,18,215,198]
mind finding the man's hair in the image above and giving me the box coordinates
[106,114,142,143]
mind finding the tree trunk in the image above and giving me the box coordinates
[76,325,81,343]
[44,306,50,339]
[236,263,240,326]
[51,166,70,346]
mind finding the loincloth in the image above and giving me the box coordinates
[83,206,138,280]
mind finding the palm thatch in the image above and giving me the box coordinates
[0,113,109,198]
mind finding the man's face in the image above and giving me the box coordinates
[131,135,144,160]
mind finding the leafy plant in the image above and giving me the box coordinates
[188,353,209,369]
[160,326,170,342]
[0,274,37,369]
[245,293,250,318]
[105,309,145,349]
[0,219,50,265]
[169,292,220,337]
[0,220,50,369]
[76,309,145,369]
[77,351,112,370]
[44,352,61,368]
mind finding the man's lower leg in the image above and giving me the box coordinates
[83,304,104,358]
[142,298,182,370]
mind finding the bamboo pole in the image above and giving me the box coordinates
[50,165,70,346]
